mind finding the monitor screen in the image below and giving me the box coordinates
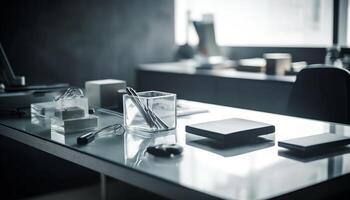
[0,43,25,87]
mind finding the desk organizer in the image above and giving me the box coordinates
[123,91,176,133]
[31,88,99,134]
[52,97,98,134]
[54,97,89,120]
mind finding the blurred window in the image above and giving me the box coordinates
[175,0,333,47]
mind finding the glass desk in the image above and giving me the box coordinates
[0,100,350,200]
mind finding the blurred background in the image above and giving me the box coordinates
[0,0,349,87]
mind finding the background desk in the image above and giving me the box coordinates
[1,101,350,199]
[137,62,296,115]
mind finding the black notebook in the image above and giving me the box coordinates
[185,118,275,141]
[278,133,350,152]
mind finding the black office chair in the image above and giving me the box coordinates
[287,65,350,124]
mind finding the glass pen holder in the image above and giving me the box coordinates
[123,91,176,133]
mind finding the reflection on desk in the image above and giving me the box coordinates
[186,133,274,157]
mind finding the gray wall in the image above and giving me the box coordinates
[0,0,175,87]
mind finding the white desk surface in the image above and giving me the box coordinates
[0,100,349,199]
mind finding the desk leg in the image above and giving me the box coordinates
[100,173,106,200]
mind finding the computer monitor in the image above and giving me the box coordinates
[0,43,25,87]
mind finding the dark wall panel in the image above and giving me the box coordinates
[137,70,293,115]
[137,71,217,103]
[0,0,174,86]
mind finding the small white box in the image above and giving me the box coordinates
[51,114,99,134]
[85,79,126,108]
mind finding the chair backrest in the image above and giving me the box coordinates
[287,65,350,124]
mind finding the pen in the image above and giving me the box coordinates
[126,87,156,128]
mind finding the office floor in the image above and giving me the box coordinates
[25,184,100,200]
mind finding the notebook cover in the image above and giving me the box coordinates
[278,133,350,152]
[185,118,275,140]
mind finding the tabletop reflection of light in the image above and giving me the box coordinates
[175,101,339,199]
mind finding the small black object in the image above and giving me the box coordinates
[77,132,95,145]
[146,144,183,157]
[88,108,95,114]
